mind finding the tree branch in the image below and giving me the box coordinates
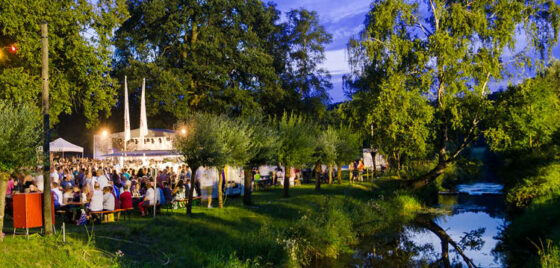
[411,14,433,37]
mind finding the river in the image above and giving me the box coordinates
[347,182,507,267]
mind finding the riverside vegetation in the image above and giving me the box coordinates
[1,179,425,267]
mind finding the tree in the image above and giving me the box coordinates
[313,126,338,191]
[281,9,333,116]
[113,0,282,120]
[241,115,279,205]
[334,126,362,184]
[176,113,230,213]
[176,113,255,211]
[0,0,128,128]
[368,74,434,174]
[277,113,315,197]
[0,100,41,242]
[485,60,560,152]
[346,0,560,186]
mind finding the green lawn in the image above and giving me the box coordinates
[1,180,420,267]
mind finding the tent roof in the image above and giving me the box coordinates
[50,138,83,153]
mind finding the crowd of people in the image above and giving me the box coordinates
[5,156,377,225]
[6,157,194,224]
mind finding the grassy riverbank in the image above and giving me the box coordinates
[1,180,423,267]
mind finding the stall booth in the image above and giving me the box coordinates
[50,138,84,158]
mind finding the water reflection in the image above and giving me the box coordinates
[349,184,506,268]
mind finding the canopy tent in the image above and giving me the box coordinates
[50,138,84,157]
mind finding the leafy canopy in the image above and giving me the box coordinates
[0,0,128,128]
[276,113,316,168]
[485,60,560,151]
[0,100,41,174]
[345,0,560,176]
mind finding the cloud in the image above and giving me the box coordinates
[320,49,351,76]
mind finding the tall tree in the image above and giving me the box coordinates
[113,0,282,120]
[281,9,333,115]
[0,0,128,128]
[0,101,41,242]
[346,0,560,186]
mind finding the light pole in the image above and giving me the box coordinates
[41,22,53,235]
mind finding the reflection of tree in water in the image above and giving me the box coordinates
[354,215,485,268]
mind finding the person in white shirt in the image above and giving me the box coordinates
[140,183,155,216]
[89,183,104,212]
[275,167,284,186]
[51,182,63,208]
[50,167,59,184]
[198,167,216,208]
[102,187,115,211]
[35,172,44,192]
[97,170,109,189]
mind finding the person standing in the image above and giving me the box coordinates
[198,167,214,208]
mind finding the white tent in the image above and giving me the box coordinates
[50,138,84,157]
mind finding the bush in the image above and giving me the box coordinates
[281,196,356,266]
[506,162,560,208]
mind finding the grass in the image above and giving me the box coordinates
[1,179,423,267]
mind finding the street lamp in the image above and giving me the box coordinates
[180,128,187,135]
[101,130,108,137]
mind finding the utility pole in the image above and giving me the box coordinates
[41,22,53,235]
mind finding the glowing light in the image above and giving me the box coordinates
[101,130,108,137]
[181,128,187,135]
[9,44,17,53]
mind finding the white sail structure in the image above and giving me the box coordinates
[124,76,131,142]
[139,78,148,137]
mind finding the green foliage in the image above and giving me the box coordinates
[506,162,560,209]
[368,73,434,169]
[0,100,41,174]
[175,113,252,169]
[114,0,281,119]
[114,2,333,120]
[276,112,316,168]
[496,190,560,267]
[436,158,482,191]
[282,8,332,103]
[282,197,356,266]
[314,126,338,165]
[533,240,560,268]
[345,0,560,178]
[0,0,128,127]
[334,125,362,165]
[485,60,560,151]
[244,114,279,166]
[0,234,118,267]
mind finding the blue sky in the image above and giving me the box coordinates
[273,0,560,102]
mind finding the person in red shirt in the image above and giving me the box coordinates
[119,184,133,210]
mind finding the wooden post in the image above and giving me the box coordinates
[41,22,53,235]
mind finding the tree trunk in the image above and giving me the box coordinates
[218,168,224,209]
[336,163,342,184]
[283,166,291,198]
[328,165,333,185]
[314,163,321,192]
[371,151,377,178]
[243,167,252,205]
[186,165,200,215]
[415,216,477,268]
[0,172,9,241]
